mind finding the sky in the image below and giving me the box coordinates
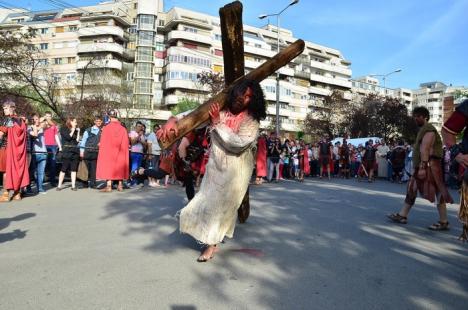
[4,0,468,89]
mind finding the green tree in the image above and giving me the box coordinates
[171,98,200,116]
[303,90,355,140]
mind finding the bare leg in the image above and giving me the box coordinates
[58,172,65,188]
[71,171,77,188]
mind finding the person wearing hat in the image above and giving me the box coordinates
[96,110,129,192]
[0,99,30,202]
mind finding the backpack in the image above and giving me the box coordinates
[84,128,101,160]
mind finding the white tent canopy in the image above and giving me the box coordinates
[331,137,382,147]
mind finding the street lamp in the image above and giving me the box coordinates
[370,68,402,95]
[259,0,299,136]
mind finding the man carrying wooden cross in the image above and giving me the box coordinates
[158,79,266,262]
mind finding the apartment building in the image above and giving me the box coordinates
[0,0,352,131]
[350,76,413,111]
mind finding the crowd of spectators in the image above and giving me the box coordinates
[0,105,463,203]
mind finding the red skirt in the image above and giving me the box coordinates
[0,148,6,172]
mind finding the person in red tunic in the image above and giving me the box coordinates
[96,110,129,192]
[299,140,310,181]
[0,99,30,202]
[255,133,267,184]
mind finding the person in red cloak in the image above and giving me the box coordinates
[0,99,30,202]
[96,110,129,192]
[300,140,310,179]
[255,133,267,184]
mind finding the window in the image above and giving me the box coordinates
[37,59,48,65]
[254,43,262,48]
[40,28,48,34]
[183,26,198,33]
[66,74,75,81]
[158,20,165,26]
[137,47,153,61]
[214,49,223,56]
[138,31,154,46]
[139,14,155,30]
[55,26,64,33]
[68,25,78,32]
[135,95,151,109]
[136,79,152,93]
[40,43,48,50]
[136,63,152,78]
[54,58,62,65]
[127,72,134,81]
[155,42,164,51]
[67,57,75,64]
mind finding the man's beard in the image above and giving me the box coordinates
[230,99,245,114]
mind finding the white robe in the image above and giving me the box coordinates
[179,111,259,245]
[377,145,390,178]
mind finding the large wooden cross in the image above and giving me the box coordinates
[161,1,304,222]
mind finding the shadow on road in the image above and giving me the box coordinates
[102,179,468,309]
[0,212,35,244]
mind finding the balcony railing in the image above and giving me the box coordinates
[77,43,124,55]
[76,59,123,71]
[78,26,128,40]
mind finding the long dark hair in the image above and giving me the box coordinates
[226,79,266,122]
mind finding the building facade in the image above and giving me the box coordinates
[0,0,352,131]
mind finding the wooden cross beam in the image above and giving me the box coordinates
[219,1,249,223]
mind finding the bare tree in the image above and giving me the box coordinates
[197,71,225,97]
[0,29,63,118]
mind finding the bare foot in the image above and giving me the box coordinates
[197,245,218,262]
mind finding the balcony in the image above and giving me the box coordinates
[164,79,207,91]
[294,69,310,79]
[78,43,124,55]
[167,30,212,46]
[164,94,180,105]
[278,66,294,77]
[308,86,331,96]
[78,26,128,40]
[310,60,352,76]
[244,59,262,69]
[76,59,123,71]
[310,73,351,88]
[244,45,275,58]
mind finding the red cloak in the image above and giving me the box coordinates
[5,117,30,191]
[96,121,129,180]
[303,148,310,175]
[256,136,267,177]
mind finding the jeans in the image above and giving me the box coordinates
[34,153,47,192]
[46,145,58,185]
[130,153,144,185]
[268,161,280,181]
[85,159,97,188]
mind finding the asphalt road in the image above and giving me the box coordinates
[1,178,467,310]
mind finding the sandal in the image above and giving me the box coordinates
[99,186,112,193]
[387,213,408,224]
[196,254,213,262]
[428,221,449,231]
